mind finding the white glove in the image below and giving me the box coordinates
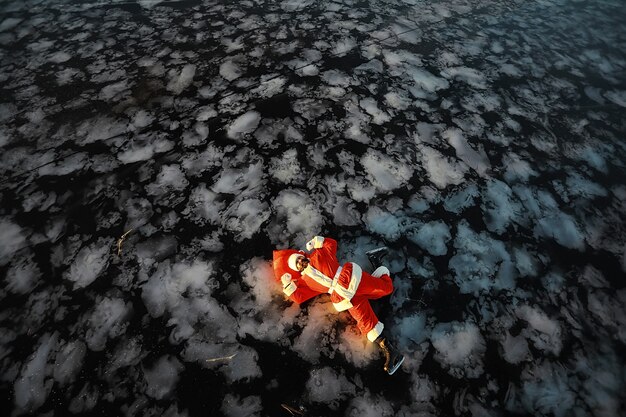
[281,273,297,296]
[281,273,292,287]
[306,236,325,251]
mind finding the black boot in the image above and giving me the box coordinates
[366,247,388,269]
[375,335,405,375]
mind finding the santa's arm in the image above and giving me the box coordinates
[306,236,338,255]
[281,273,319,304]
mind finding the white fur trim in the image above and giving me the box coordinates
[367,321,384,342]
[332,298,353,312]
[303,265,333,288]
[332,262,362,301]
[288,253,304,271]
[283,281,297,296]
[372,266,390,278]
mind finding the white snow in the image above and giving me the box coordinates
[14,333,57,413]
[361,149,413,192]
[220,60,243,81]
[64,238,113,289]
[442,128,491,177]
[83,296,132,351]
[266,189,325,246]
[0,217,27,266]
[449,221,516,295]
[431,321,486,378]
[500,332,530,364]
[167,64,196,94]
[516,305,562,355]
[420,145,468,189]
[409,221,451,256]
[306,367,356,408]
[226,111,261,139]
[53,340,87,386]
[6,253,41,294]
[534,212,585,250]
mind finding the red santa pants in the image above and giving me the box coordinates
[346,271,393,341]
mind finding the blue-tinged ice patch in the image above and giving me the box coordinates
[500,331,530,364]
[515,305,562,355]
[534,212,585,250]
[394,312,430,350]
[431,321,486,378]
[420,145,468,189]
[409,221,451,256]
[443,184,479,214]
[513,360,576,417]
[449,221,516,295]
[481,179,523,234]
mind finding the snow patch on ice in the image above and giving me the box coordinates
[0,217,27,266]
[409,221,451,256]
[516,305,562,355]
[143,355,183,400]
[431,321,486,378]
[420,145,468,189]
[83,295,132,351]
[227,111,261,139]
[64,238,113,289]
[306,367,356,408]
[449,221,515,295]
[14,333,57,413]
[167,64,196,95]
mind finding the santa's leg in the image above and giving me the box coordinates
[355,269,393,300]
[348,297,404,375]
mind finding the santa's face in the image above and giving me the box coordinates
[296,256,309,272]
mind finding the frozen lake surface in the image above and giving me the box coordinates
[1,0,625,416]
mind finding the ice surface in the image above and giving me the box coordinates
[6,253,41,294]
[143,355,183,399]
[516,305,562,355]
[420,145,468,189]
[2,1,625,415]
[226,111,261,139]
[431,321,486,378]
[83,296,132,351]
[167,64,196,95]
[306,366,356,408]
[449,221,515,294]
[53,339,86,386]
[221,394,262,417]
[409,221,451,256]
[64,238,113,289]
[0,217,27,266]
[14,333,57,413]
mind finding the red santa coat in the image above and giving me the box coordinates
[272,237,393,342]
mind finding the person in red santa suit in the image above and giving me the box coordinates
[273,235,405,375]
